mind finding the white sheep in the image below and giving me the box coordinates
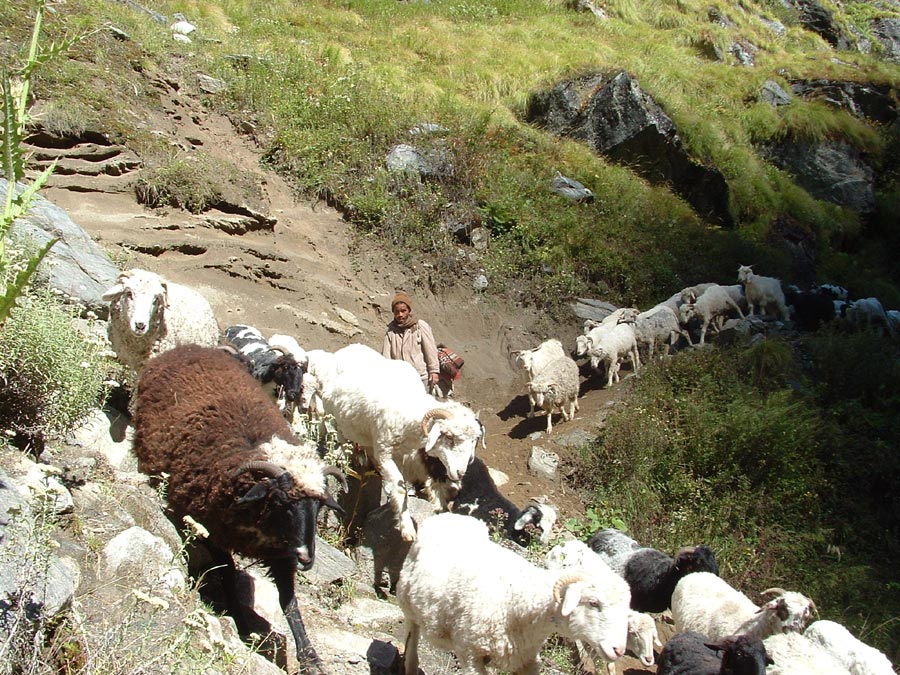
[887,309,900,339]
[679,284,745,346]
[397,513,631,675]
[576,308,640,355]
[763,631,852,674]
[803,619,895,675]
[845,297,894,337]
[586,322,641,388]
[102,268,219,384]
[737,265,790,321]
[634,305,690,361]
[679,282,719,305]
[511,338,568,417]
[315,344,484,541]
[545,540,661,673]
[672,571,816,643]
[526,354,580,433]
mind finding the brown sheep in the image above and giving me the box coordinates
[133,344,345,675]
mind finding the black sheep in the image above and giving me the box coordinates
[588,528,720,613]
[657,631,773,675]
[133,344,345,674]
[222,324,304,420]
[449,456,556,546]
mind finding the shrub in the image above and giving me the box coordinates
[0,256,112,453]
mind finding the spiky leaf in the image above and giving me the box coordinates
[1,72,26,187]
[0,236,57,327]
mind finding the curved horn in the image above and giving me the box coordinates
[808,597,818,617]
[553,572,590,603]
[232,461,285,479]
[760,587,787,598]
[421,408,453,435]
[323,465,349,493]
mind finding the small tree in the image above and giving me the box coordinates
[1,0,88,327]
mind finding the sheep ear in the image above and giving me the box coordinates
[236,480,270,504]
[560,584,582,617]
[424,423,442,453]
[323,494,345,516]
[102,283,126,301]
[513,507,536,531]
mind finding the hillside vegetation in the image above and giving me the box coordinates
[2,0,900,669]
[4,0,900,308]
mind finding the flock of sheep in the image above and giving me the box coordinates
[99,267,897,675]
[512,264,898,437]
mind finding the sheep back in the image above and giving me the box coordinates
[133,344,326,559]
[671,571,757,641]
[803,620,895,675]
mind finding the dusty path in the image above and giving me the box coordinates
[29,70,660,672]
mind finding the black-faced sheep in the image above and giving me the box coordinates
[526,354,580,433]
[102,268,219,384]
[448,456,557,546]
[132,345,345,674]
[221,324,305,423]
[588,528,721,613]
[656,631,773,675]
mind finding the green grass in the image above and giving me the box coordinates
[562,333,900,660]
[5,0,898,307]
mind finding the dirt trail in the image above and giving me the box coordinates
[29,70,660,672]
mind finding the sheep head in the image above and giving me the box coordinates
[555,571,630,663]
[737,265,754,283]
[102,269,168,338]
[231,458,344,570]
[420,407,481,483]
[757,588,816,633]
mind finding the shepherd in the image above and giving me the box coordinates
[382,291,441,392]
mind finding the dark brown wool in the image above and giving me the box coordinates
[132,344,317,559]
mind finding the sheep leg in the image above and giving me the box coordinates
[377,456,417,541]
[545,407,554,434]
[698,320,709,346]
[269,557,325,675]
[457,652,490,675]
[403,623,420,675]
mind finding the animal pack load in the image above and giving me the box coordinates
[437,344,465,380]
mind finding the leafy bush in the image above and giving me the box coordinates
[0,258,112,452]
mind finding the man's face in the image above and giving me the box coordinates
[393,302,410,322]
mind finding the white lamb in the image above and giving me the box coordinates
[546,540,661,673]
[316,344,484,541]
[526,354,580,433]
[803,619,895,675]
[586,322,641,388]
[678,284,745,346]
[102,268,219,384]
[737,265,790,321]
[634,305,690,361]
[672,571,816,643]
[512,338,568,418]
[397,513,630,675]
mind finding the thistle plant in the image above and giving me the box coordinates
[1,0,89,327]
